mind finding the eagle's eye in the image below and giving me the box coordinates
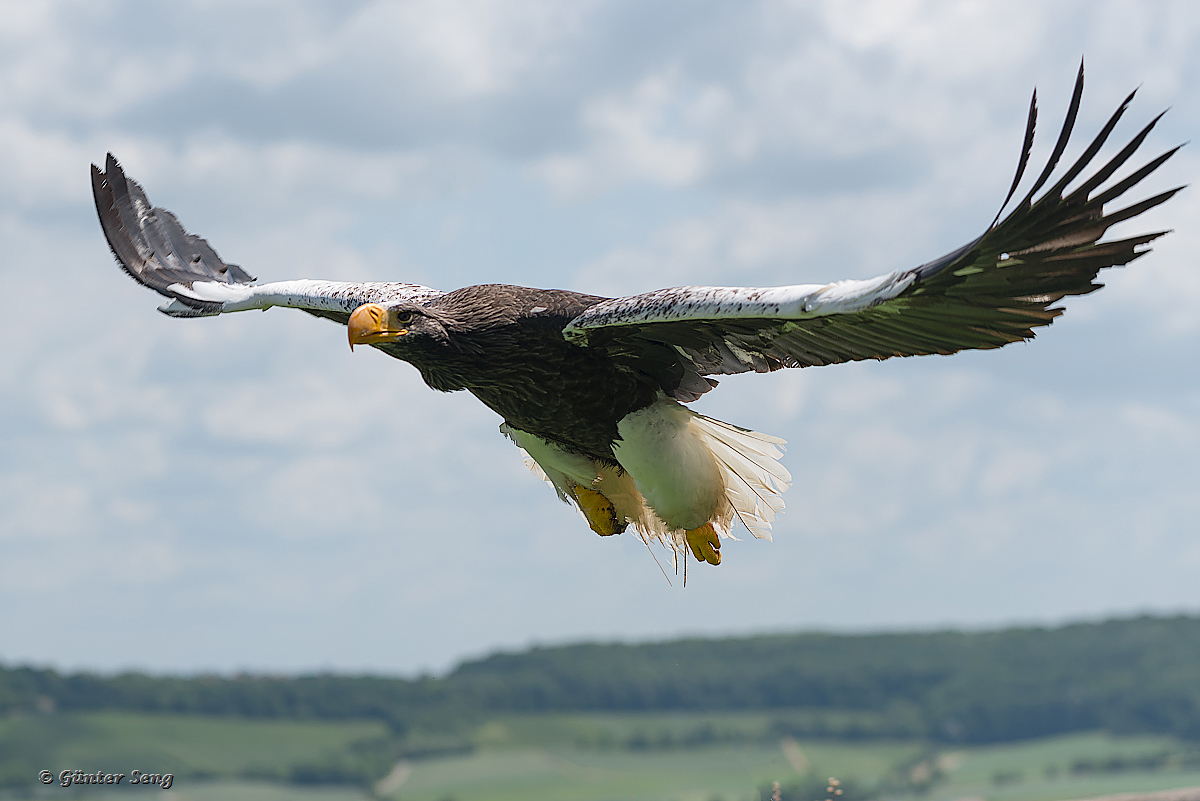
[394,311,414,325]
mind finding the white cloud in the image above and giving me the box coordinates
[536,70,710,197]
[0,119,98,208]
[572,181,959,298]
[343,0,591,98]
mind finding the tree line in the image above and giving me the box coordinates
[3,614,1199,744]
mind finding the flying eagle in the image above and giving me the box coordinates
[92,67,1180,567]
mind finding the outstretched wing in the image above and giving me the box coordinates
[91,154,443,324]
[564,65,1183,402]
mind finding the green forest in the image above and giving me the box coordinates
[4,614,1200,745]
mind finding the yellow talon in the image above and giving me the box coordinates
[572,484,626,537]
[685,523,721,565]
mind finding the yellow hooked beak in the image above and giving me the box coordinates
[347,303,408,351]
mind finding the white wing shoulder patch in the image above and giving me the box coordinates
[563,271,916,341]
[159,279,444,318]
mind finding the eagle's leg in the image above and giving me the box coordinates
[685,522,721,565]
[570,484,627,537]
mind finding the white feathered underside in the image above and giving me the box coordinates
[502,403,790,561]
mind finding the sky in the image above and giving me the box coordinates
[1,0,1198,677]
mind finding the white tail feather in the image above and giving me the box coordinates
[689,413,790,540]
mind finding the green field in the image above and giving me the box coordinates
[0,712,391,791]
[371,737,920,801]
[365,730,1200,801]
[3,710,1200,801]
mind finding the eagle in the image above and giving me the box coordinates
[92,67,1180,567]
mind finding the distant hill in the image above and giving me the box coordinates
[3,614,1199,744]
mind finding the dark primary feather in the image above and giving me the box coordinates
[92,154,255,314]
[572,67,1183,394]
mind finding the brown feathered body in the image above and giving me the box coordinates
[376,285,661,462]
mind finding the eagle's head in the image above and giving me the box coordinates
[347,302,448,351]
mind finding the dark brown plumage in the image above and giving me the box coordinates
[372,285,659,461]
